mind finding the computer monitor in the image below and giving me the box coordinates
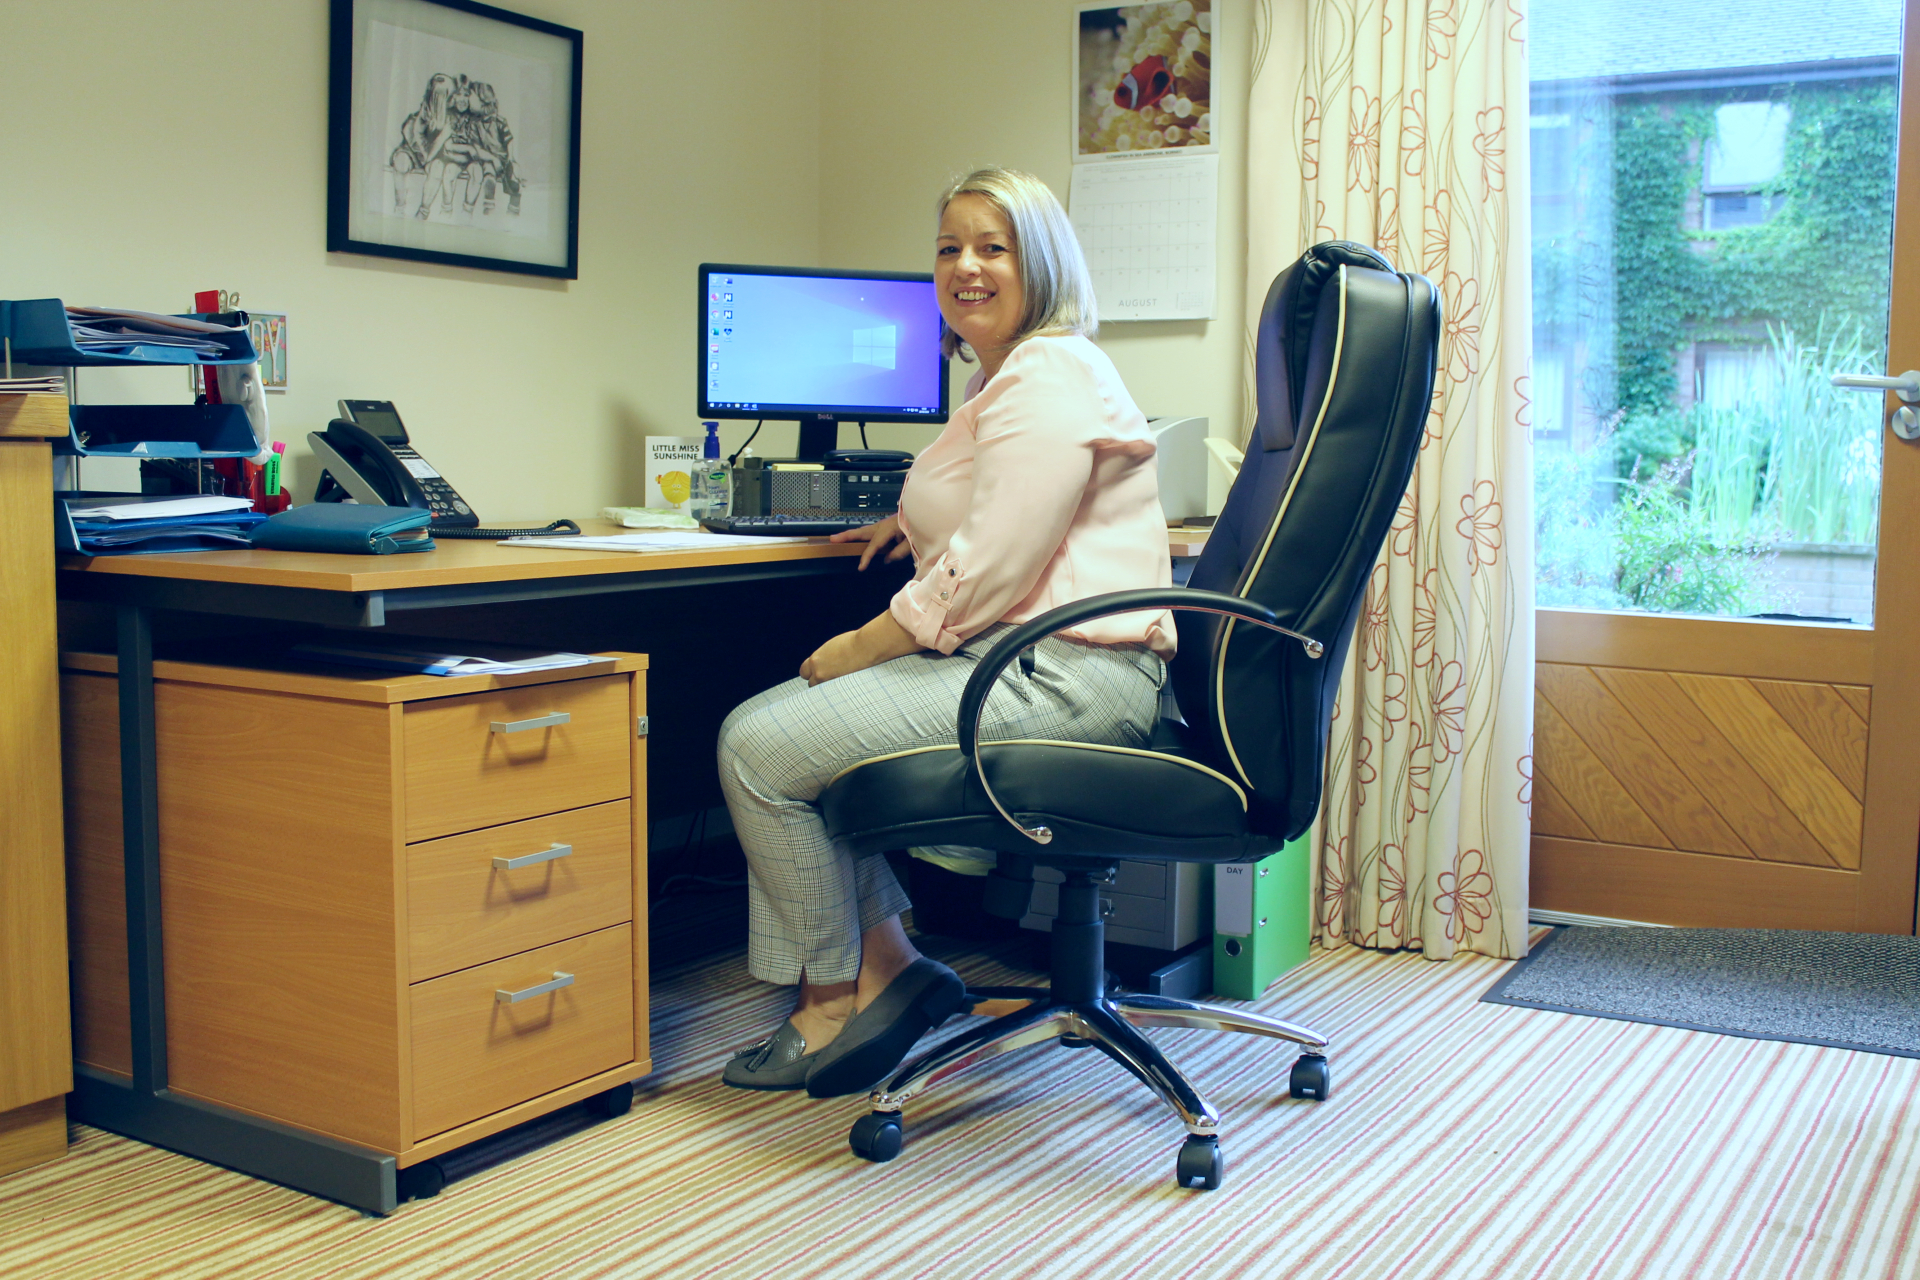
[698,263,949,460]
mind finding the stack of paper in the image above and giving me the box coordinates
[0,376,65,394]
[64,306,235,356]
[288,638,600,677]
[66,494,256,521]
[61,492,266,555]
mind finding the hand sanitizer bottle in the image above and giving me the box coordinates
[691,420,731,521]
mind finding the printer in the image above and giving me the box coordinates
[1150,416,1208,524]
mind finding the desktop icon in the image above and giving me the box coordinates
[724,293,734,302]
[724,310,733,319]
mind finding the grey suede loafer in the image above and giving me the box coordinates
[721,1021,820,1091]
[804,958,967,1098]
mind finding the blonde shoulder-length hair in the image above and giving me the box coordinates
[937,168,1098,361]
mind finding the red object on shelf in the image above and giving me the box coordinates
[193,290,221,314]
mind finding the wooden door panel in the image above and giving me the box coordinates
[1665,673,1863,868]
[1533,696,1672,848]
[1589,667,1834,869]
[1537,665,1750,856]
[1534,661,1871,892]
[1748,679,1869,801]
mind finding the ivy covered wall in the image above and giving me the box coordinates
[1559,79,1898,422]
[1531,74,1898,618]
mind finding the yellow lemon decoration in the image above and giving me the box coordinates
[655,470,692,505]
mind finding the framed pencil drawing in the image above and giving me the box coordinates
[328,0,582,278]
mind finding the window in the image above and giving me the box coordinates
[1703,101,1790,230]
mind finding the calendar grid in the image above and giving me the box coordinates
[1069,153,1219,322]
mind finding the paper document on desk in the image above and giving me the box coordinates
[503,532,812,551]
[288,638,599,677]
[66,494,257,521]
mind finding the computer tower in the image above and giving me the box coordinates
[730,458,905,517]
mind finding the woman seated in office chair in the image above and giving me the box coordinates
[716,167,1176,1095]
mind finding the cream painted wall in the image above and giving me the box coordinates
[0,0,824,522]
[817,0,1251,507]
[3,0,1249,519]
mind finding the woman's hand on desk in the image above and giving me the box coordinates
[801,611,923,686]
[830,515,912,571]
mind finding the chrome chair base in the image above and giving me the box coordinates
[849,986,1331,1189]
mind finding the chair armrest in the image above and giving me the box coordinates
[954,587,1324,845]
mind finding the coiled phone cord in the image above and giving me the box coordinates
[430,519,583,540]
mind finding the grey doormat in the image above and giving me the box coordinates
[1482,926,1920,1058]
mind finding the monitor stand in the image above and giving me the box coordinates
[795,419,838,462]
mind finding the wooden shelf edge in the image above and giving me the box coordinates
[0,394,68,439]
[60,650,648,703]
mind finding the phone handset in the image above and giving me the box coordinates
[310,401,479,529]
[308,401,581,541]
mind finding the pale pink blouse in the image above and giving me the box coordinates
[890,334,1176,657]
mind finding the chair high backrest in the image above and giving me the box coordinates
[1171,242,1440,839]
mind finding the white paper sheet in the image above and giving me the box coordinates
[1069,153,1219,322]
[501,532,813,551]
[66,494,257,521]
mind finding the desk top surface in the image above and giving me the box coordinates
[58,519,865,593]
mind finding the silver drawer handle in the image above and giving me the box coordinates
[492,843,573,871]
[490,712,570,733]
[496,971,575,1004]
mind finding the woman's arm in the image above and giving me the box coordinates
[800,609,922,685]
[889,343,1102,654]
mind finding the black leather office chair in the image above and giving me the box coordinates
[818,242,1440,1190]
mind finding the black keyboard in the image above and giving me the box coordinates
[700,514,886,536]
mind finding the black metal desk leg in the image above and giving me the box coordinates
[115,604,167,1094]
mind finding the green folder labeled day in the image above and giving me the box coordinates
[1211,836,1312,1001]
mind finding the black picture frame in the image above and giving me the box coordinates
[327,0,583,279]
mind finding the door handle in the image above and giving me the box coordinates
[1832,370,1920,440]
[496,971,575,1004]
[490,712,570,733]
[492,843,573,870]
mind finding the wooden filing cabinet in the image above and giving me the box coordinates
[60,650,650,1170]
[0,395,73,1180]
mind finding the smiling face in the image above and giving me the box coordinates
[936,193,1025,377]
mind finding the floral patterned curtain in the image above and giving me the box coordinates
[1248,0,1534,959]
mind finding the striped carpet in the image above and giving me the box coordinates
[4,922,1920,1279]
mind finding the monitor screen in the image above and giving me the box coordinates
[698,264,948,424]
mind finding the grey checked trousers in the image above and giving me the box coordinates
[716,623,1165,985]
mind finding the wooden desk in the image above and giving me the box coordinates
[53,524,864,1213]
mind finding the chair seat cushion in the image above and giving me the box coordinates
[818,740,1283,863]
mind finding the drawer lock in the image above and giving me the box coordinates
[490,712,571,734]
[492,842,574,871]
[496,971,575,1004]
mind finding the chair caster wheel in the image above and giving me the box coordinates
[1175,1135,1223,1190]
[591,1081,634,1119]
[1290,1054,1332,1100]
[397,1158,446,1202]
[850,1112,903,1163]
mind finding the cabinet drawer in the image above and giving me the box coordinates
[410,924,634,1141]
[403,674,632,841]
[408,801,633,982]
